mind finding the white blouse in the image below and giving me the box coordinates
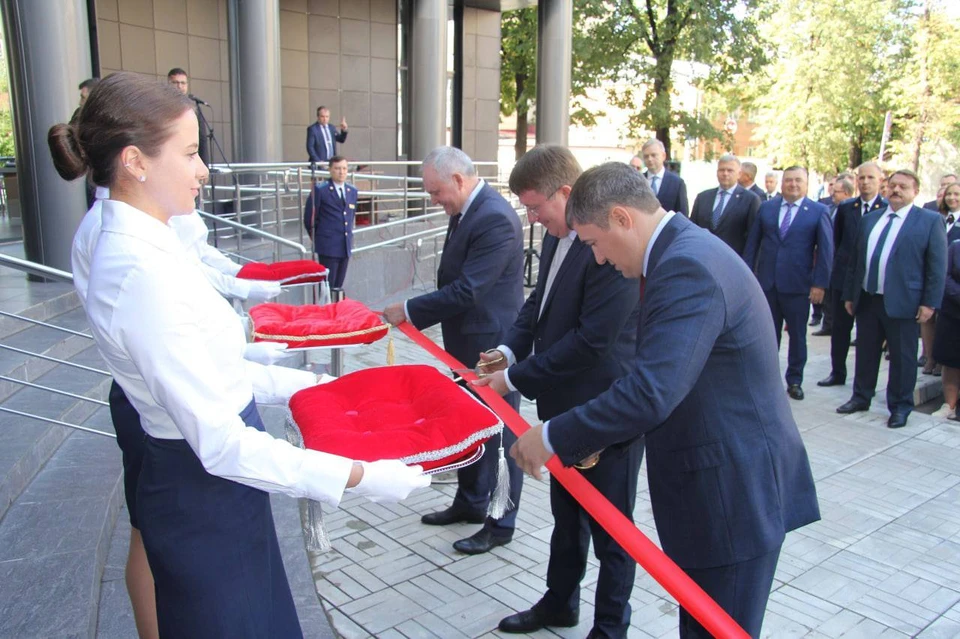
[85,200,353,505]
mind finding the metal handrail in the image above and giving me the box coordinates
[0,310,93,339]
[0,374,109,406]
[0,406,115,438]
[194,210,309,256]
[0,253,73,283]
[0,344,110,376]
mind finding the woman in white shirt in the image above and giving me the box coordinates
[48,72,428,638]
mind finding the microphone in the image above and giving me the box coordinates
[188,94,209,106]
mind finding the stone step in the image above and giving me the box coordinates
[0,408,123,638]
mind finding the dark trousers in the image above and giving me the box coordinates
[821,289,834,331]
[454,391,523,536]
[765,289,810,386]
[811,303,822,322]
[539,438,644,638]
[852,291,919,414]
[829,287,856,379]
[679,545,782,639]
[317,254,349,289]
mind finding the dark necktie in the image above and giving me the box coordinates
[446,213,462,243]
[338,186,345,203]
[866,213,898,294]
[779,203,794,240]
[946,214,954,229]
[712,191,727,228]
[862,200,869,217]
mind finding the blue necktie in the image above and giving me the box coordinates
[650,175,660,195]
[779,203,794,240]
[866,213,897,294]
[712,191,727,227]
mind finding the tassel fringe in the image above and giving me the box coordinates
[487,429,513,519]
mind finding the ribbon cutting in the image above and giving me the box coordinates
[393,320,750,639]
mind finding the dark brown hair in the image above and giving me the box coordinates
[509,144,582,197]
[329,155,347,165]
[890,168,921,191]
[48,72,193,186]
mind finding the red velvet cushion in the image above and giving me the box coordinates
[250,299,388,348]
[237,260,327,285]
[289,365,501,470]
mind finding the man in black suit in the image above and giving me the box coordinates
[511,162,820,638]
[167,68,210,166]
[306,106,348,164]
[690,154,761,257]
[923,174,957,211]
[383,146,525,554]
[640,139,688,216]
[818,163,887,386]
[471,145,641,638]
[813,176,857,336]
[764,172,780,201]
[838,169,947,429]
[738,161,767,202]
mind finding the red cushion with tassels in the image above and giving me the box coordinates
[237,260,327,285]
[288,365,501,470]
[250,299,388,348]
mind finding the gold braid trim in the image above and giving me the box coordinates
[253,323,389,343]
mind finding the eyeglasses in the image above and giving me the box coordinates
[525,188,559,219]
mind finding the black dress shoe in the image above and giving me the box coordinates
[421,504,485,526]
[453,528,511,555]
[787,384,804,400]
[809,317,822,326]
[811,328,832,336]
[498,607,579,633]
[836,399,870,414]
[887,412,909,429]
[817,374,846,387]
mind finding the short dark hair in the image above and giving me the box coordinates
[509,144,581,197]
[78,78,99,91]
[317,105,328,116]
[167,68,187,78]
[783,165,809,178]
[890,168,921,190]
[566,162,661,230]
[328,155,347,166]
[48,72,194,186]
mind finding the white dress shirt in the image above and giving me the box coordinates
[85,200,353,506]
[864,203,913,295]
[712,188,735,218]
[778,198,802,233]
[647,168,666,194]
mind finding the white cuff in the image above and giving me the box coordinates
[502,367,518,393]
[496,344,517,367]
[541,420,555,455]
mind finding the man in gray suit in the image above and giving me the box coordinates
[690,154,761,257]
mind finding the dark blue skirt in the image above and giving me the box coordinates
[137,399,303,638]
[107,381,146,528]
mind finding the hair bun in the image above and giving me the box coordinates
[47,122,89,181]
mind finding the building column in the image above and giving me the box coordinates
[230,0,283,162]
[0,0,91,272]
[409,0,447,163]
[535,0,572,146]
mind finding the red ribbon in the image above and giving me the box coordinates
[395,321,750,639]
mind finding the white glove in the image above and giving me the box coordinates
[316,373,337,384]
[351,460,431,503]
[243,341,294,365]
[246,280,283,303]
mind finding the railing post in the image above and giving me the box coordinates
[297,166,304,248]
[234,180,243,256]
[274,174,282,262]
[329,288,345,377]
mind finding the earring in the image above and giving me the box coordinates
[138,175,146,183]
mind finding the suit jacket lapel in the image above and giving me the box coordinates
[648,214,686,276]
[538,237,585,322]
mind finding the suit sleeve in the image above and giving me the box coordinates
[502,290,540,364]
[547,256,724,465]
[743,210,762,272]
[303,190,316,237]
[335,127,348,144]
[922,217,948,309]
[743,194,761,258]
[813,207,834,289]
[509,263,640,400]
[843,219,867,302]
[406,210,518,329]
[689,193,703,228]
[677,178,690,217]
[306,127,320,162]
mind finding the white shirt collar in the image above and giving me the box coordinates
[885,203,913,218]
[100,199,183,255]
[642,212,676,277]
[459,179,485,218]
[649,168,666,180]
[862,195,879,209]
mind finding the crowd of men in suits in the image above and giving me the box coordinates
[632,146,953,430]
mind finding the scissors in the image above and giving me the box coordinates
[450,351,505,378]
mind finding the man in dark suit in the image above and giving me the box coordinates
[640,138,688,216]
[383,147,525,554]
[812,176,857,335]
[744,166,833,400]
[923,174,956,210]
[838,169,947,429]
[738,161,767,202]
[302,156,357,288]
[764,172,779,201]
[306,106,348,164]
[511,162,820,639]
[818,163,887,386]
[690,154,761,257]
[167,68,210,166]
[468,146,641,637]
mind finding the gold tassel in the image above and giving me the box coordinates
[386,330,395,366]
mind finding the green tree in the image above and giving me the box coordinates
[499,8,537,161]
